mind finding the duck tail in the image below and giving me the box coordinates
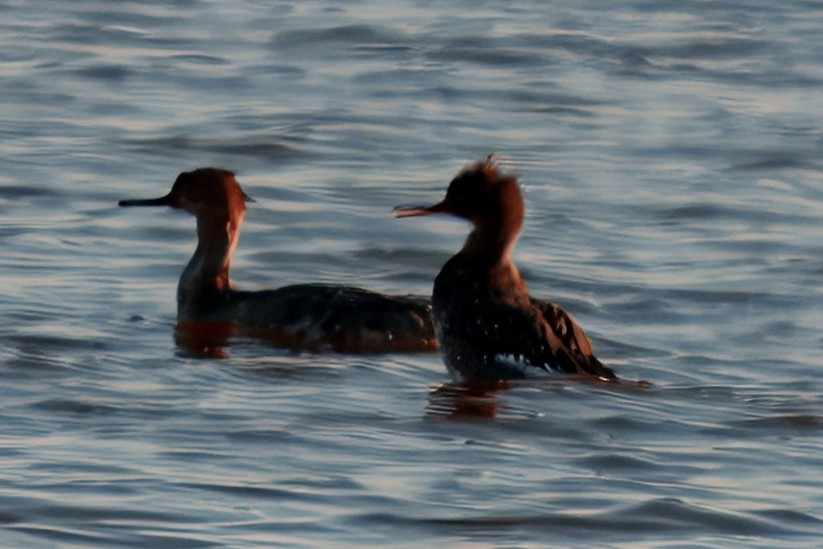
[583,354,618,382]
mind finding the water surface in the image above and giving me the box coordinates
[1,1,822,547]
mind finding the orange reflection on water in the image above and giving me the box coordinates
[426,381,512,420]
[174,321,237,359]
[175,320,439,358]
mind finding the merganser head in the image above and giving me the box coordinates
[119,168,252,218]
[394,157,524,229]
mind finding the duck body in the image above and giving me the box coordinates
[432,249,613,381]
[395,159,616,382]
[180,282,435,353]
[121,168,436,354]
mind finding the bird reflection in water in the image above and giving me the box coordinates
[426,381,511,419]
[175,321,235,359]
[174,320,391,359]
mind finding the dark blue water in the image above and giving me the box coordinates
[1,1,822,547]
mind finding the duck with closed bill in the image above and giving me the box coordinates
[394,158,617,382]
[120,168,436,353]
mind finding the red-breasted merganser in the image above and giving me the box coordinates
[120,168,436,353]
[394,159,617,382]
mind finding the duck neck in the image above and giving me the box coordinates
[461,216,529,305]
[177,212,243,318]
[463,216,520,267]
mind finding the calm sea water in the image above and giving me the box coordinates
[2,1,822,547]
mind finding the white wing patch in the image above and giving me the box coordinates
[493,353,554,375]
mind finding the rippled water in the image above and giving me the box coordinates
[2,1,822,547]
